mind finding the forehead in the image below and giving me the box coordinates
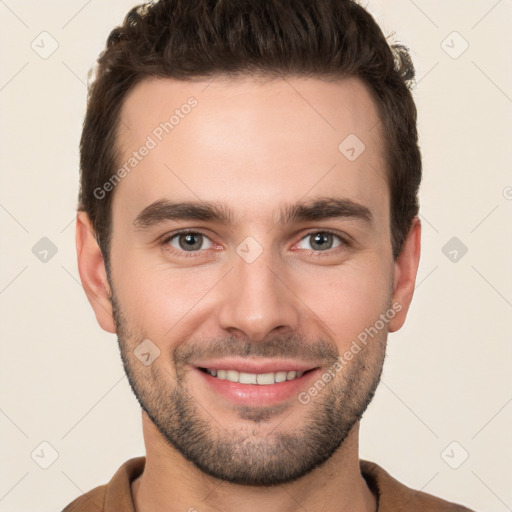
[113,75,388,227]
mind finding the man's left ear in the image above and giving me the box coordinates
[388,216,421,333]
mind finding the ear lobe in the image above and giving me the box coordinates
[388,217,421,333]
[75,211,116,334]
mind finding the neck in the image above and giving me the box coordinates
[132,412,377,512]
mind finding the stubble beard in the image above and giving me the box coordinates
[110,290,387,486]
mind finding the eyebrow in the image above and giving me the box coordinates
[133,197,373,230]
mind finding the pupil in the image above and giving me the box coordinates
[180,233,202,250]
[313,232,331,250]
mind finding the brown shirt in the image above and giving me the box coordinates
[61,457,475,511]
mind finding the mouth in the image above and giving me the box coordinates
[198,367,314,385]
[192,360,323,407]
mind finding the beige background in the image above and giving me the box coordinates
[1,1,511,510]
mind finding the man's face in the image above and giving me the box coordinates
[103,76,401,485]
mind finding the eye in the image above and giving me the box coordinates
[296,231,344,251]
[165,231,214,252]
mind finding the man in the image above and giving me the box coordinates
[64,0,474,510]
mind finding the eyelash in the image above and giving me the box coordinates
[160,229,351,259]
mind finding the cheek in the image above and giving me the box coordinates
[111,253,223,339]
[291,257,392,343]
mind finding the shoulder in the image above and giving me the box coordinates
[60,457,145,512]
[61,484,107,512]
[360,459,475,511]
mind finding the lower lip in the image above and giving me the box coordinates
[194,367,321,407]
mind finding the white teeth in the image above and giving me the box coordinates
[256,373,275,385]
[226,370,239,382]
[205,368,307,385]
[239,372,257,384]
[275,371,288,382]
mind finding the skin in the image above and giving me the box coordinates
[76,75,421,512]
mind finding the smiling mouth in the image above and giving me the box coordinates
[198,367,317,385]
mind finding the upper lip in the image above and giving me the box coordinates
[193,358,320,374]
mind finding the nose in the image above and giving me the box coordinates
[216,243,301,342]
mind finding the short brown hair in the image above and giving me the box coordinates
[79,0,421,264]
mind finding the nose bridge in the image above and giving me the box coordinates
[216,238,300,341]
